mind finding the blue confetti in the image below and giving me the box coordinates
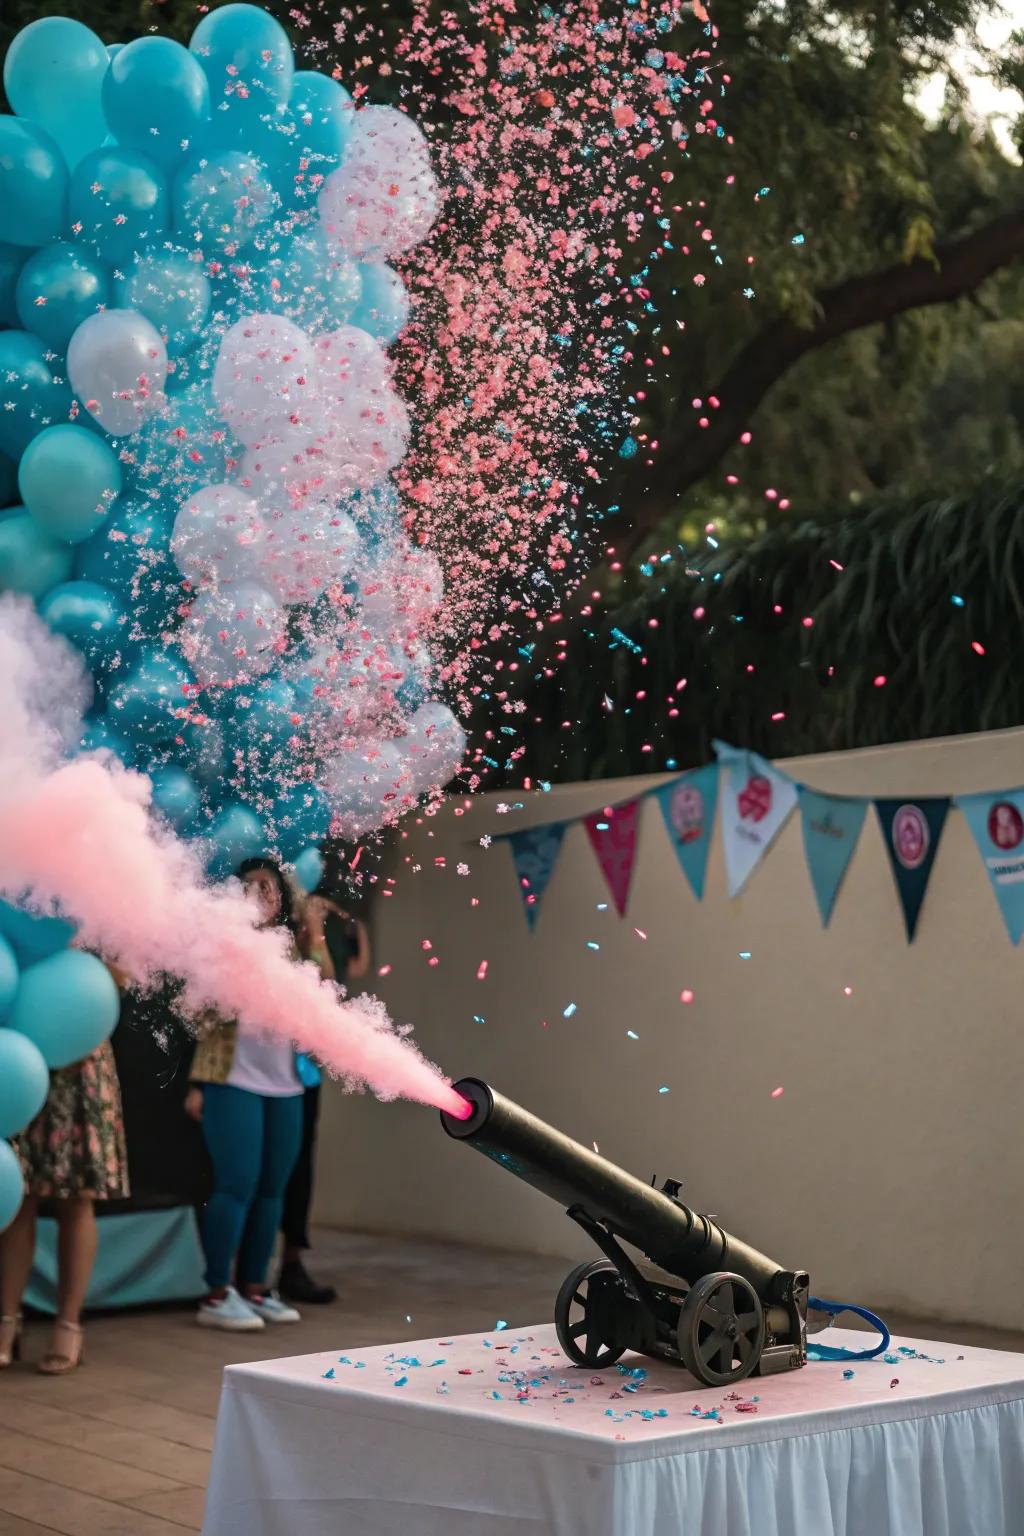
[626,1029,639,1039]
[658,1085,670,1094]
[322,1368,335,1379]
[843,1369,855,1380]
[394,1376,408,1387]
[563,1002,577,1018]
[496,1320,508,1332]
[952,595,965,607]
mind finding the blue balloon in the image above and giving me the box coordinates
[69,148,170,266]
[115,249,212,357]
[0,118,68,247]
[0,937,19,1024]
[126,385,240,504]
[207,802,267,880]
[176,717,228,789]
[15,241,111,352]
[173,150,277,250]
[0,331,72,459]
[74,499,173,595]
[9,949,119,1070]
[258,231,361,333]
[0,1142,25,1235]
[231,678,301,757]
[69,716,130,762]
[150,764,202,833]
[293,846,324,894]
[190,5,294,140]
[0,244,28,326]
[38,580,127,671]
[108,651,194,747]
[268,782,330,862]
[103,38,211,169]
[19,424,122,544]
[352,263,411,346]
[0,899,76,966]
[0,1029,49,1138]
[0,508,74,599]
[3,17,108,170]
[291,71,355,166]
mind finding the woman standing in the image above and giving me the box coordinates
[0,958,130,1375]
[186,858,335,1331]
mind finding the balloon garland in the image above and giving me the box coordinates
[0,5,467,1201]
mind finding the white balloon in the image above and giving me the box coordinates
[67,309,168,437]
[213,314,315,444]
[401,702,466,792]
[318,106,439,259]
[313,326,390,404]
[358,544,443,638]
[262,502,362,605]
[321,734,412,837]
[171,484,266,585]
[181,580,286,687]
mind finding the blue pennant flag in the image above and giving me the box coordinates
[654,764,718,901]
[957,790,1024,944]
[507,822,568,930]
[798,788,867,927]
[875,798,950,942]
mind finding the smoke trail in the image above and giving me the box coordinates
[0,594,464,1115]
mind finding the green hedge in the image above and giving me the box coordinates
[500,480,1024,782]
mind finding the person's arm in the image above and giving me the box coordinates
[346,920,371,981]
[300,897,336,982]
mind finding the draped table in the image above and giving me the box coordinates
[202,1323,1024,1536]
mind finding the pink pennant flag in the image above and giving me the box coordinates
[584,800,640,916]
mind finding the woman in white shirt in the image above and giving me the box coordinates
[185,858,335,1331]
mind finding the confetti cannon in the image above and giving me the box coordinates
[441,1078,808,1388]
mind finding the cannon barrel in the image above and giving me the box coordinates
[441,1077,789,1301]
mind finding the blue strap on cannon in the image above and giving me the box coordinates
[806,1296,891,1362]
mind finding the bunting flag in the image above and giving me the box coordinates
[957,791,1024,944]
[655,764,718,901]
[875,797,950,942]
[719,750,798,898]
[798,788,867,927]
[508,822,569,930]
[584,800,640,916]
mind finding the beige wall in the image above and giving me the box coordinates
[316,728,1024,1330]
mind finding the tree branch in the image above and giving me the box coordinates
[613,203,1024,551]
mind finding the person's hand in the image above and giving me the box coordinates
[302,896,331,942]
[184,1087,203,1122]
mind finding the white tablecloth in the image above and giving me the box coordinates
[202,1323,1024,1536]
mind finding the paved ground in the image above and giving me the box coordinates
[0,1230,1021,1535]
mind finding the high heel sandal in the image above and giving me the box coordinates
[0,1314,22,1369]
[37,1318,84,1376]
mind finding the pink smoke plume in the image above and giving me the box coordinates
[0,595,465,1116]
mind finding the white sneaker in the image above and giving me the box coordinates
[245,1290,301,1325]
[197,1287,265,1332]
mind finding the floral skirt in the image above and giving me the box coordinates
[12,1040,130,1200]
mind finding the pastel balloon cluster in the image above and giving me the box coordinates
[0,6,467,889]
[0,903,120,1231]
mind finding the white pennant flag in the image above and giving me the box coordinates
[718,748,799,897]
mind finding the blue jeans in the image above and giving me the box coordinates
[200,1084,304,1290]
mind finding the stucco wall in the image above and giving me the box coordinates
[316,728,1024,1330]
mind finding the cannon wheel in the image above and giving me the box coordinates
[678,1272,765,1387]
[554,1259,627,1368]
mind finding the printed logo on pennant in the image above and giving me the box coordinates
[738,774,773,823]
[958,790,1024,944]
[655,764,718,902]
[891,803,930,871]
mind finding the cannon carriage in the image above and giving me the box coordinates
[442,1078,809,1388]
